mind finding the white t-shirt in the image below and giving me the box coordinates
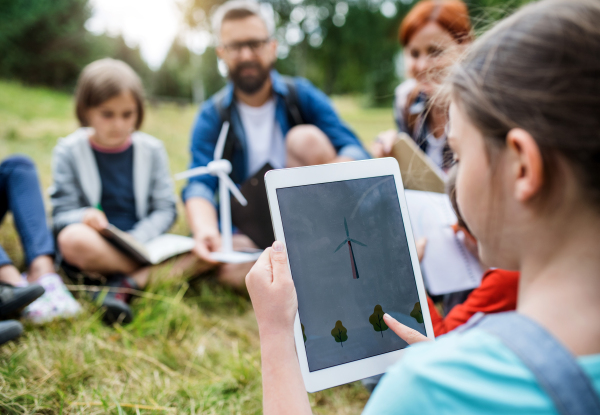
[236,98,286,177]
[425,132,446,169]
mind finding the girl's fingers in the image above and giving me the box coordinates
[384,313,431,345]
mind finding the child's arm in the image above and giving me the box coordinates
[246,244,314,415]
[50,141,91,234]
[128,142,177,243]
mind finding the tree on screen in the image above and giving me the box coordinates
[369,304,389,337]
[301,323,307,343]
[331,320,348,347]
[410,302,424,324]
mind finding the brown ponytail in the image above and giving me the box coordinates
[451,0,600,207]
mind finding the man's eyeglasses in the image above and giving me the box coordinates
[222,38,271,55]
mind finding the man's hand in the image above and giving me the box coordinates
[185,197,221,264]
[371,129,399,158]
[192,227,221,264]
[82,208,108,231]
[246,242,298,339]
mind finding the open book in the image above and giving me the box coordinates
[404,190,484,295]
[391,133,447,194]
[99,225,196,265]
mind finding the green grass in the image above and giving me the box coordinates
[0,80,392,414]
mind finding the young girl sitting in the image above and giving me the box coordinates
[245,0,600,413]
[51,59,177,325]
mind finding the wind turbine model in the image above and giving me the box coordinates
[175,121,262,264]
[334,218,367,279]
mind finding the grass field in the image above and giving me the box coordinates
[0,80,394,414]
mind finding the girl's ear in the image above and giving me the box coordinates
[506,128,544,202]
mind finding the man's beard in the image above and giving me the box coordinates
[229,61,271,95]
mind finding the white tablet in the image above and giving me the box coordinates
[265,158,434,393]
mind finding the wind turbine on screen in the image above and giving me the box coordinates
[175,122,262,264]
[334,218,367,279]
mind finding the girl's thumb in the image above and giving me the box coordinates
[270,241,289,276]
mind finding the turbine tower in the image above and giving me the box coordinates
[334,218,367,279]
[175,122,261,264]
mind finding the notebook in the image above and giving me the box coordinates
[391,133,447,193]
[100,225,195,265]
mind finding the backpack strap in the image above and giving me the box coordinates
[214,77,305,169]
[281,75,305,126]
[214,87,239,170]
[465,312,600,415]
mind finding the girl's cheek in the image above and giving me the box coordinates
[455,159,486,239]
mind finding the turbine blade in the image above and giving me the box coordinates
[217,172,247,206]
[174,166,210,181]
[213,121,230,161]
[349,239,367,247]
[344,217,349,238]
[334,240,347,252]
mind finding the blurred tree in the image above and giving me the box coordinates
[153,40,195,100]
[0,0,92,88]
[0,0,152,90]
[90,34,153,88]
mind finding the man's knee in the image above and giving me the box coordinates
[286,125,327,150]
[286,125,335,165]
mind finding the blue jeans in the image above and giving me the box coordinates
[0,156,54,267]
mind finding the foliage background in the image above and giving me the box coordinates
[1,0,533,106]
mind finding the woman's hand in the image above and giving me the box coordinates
[416,237,427,262]
[384,313,432,345]
[82,208,108,231]
[246,241,298,339]
[371,129,400,158]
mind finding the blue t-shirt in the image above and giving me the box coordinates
[93,146,137,232]
[363,329,600,414]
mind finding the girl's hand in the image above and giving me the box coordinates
[83,208,109,231]
[383,313,432,345]
[246,241,298,339]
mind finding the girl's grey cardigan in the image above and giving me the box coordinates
[50,128,178,243]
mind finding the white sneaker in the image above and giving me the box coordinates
[22,273,81,324]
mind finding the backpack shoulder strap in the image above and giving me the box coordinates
[212,87,238,165]
[213,86,231,124]
[280,75,304,126]
[469,312,600,415]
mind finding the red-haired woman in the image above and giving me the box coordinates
[372,0,472,170]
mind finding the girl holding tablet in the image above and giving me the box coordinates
[246,0,600,413]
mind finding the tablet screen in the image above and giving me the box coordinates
[277,175,427,372]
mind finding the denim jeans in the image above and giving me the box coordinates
[0,155,54,267]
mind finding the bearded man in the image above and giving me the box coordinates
[183,0,369,287]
